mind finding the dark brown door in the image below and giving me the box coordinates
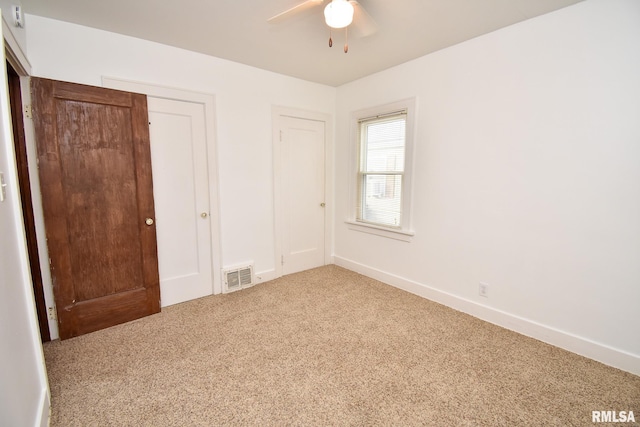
[31,78,160,340]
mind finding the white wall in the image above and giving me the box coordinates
[24,15,337,338]
[0,7,49,426]
[334,0,640,374]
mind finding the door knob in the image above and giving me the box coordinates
[201,212,208,218]
[145,218,154,226]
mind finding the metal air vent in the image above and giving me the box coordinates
[223,264,254,293]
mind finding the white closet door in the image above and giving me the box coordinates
[147,97,213,306]
[280,116,326,275]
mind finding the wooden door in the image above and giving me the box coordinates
[279,116,326,275]
[31,78,160,340]
[146,97,213,306]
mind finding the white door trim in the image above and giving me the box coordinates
[102,77,223,295]
[272,106,333,279]
[2,17,32,75]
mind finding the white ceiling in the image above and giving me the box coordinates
[20,0,584,87]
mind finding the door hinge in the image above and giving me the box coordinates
[0,172,6,202]
[24,104,32,119]
[48,306,57,321]
[279,130,283,142]
[281,255,284,265]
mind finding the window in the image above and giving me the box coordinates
[349,98,416,241]
[357,113,406,227]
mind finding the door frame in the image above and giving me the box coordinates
[5,26,58,340]
[6,62,49,342]
[272,106,333,279]
[102,77,223,295]
[19,77,61,339]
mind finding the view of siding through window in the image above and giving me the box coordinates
[358,113,406,227]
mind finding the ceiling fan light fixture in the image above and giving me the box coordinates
[324,0,354,29]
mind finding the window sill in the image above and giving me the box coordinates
[345,220,414,242]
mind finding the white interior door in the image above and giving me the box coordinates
[280,116,326,275]
[147,97,213,306]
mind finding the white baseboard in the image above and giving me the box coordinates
[254,268,277,284]
[334,256,640,376]
[37,387,50,427]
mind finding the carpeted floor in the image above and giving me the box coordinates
[43,266,639,426]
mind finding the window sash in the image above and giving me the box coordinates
[357,173,403,228]
[359,112,407,174]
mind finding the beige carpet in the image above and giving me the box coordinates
[44,266,639,426]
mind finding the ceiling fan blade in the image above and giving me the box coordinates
[268,0,325,24]
[350,1,378,38]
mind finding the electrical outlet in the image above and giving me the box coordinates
[479,282,489,298]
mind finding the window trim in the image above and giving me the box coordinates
[348,98,417,241]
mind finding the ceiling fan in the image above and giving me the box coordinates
[268,0,378,53]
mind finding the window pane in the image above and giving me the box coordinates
[360,174,402,227]
[363,118,405,172]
